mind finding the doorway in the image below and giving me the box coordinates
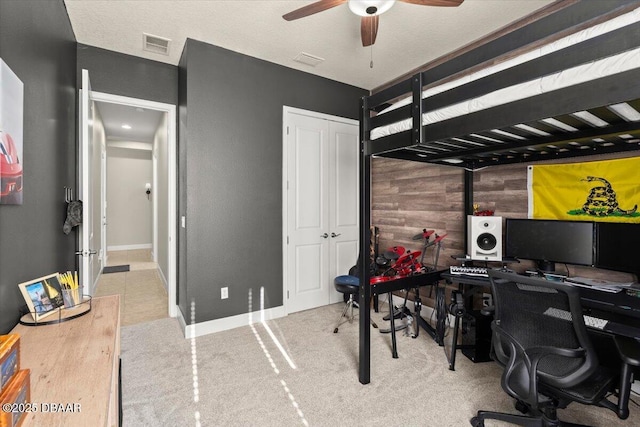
[90,91,178,321]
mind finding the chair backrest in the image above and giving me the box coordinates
[488,270,598,390]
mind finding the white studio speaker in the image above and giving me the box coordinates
[467,215,503,261]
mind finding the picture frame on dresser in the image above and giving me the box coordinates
[18,273,64,321]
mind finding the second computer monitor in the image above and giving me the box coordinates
[595,221,640,276]
[504,219,595,272]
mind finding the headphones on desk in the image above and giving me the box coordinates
[448,290,465,317]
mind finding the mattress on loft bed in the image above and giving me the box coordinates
[369,7,640,142]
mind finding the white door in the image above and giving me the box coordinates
[285,108,359,313]
[79,69,98,294]
[328,121,359,304]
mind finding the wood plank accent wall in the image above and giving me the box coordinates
[371,150,640,295]
[372,158,465,269]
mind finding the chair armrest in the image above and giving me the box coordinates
[526,345,585,360]
[525,345,587,394]
[614,336,640,366]
[611,336,640,420]
[493,325,586,405]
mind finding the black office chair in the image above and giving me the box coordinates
[471,270,623,427]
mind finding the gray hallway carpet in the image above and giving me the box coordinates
[120,303,639,426]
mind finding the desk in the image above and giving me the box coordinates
[370,269,444,358]
[442,273,640,365]
[579,285,640,321]
[10,295,121,427]
[443,272,640,419]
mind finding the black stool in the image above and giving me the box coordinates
[333,275,359,333]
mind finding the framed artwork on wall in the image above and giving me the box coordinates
[0,58,24,205]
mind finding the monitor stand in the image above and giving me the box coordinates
[536,260,556,274]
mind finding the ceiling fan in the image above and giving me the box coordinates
[283,0,464,47]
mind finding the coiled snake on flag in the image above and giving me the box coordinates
[581,176,637,217]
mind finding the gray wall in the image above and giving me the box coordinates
[0,0,77,333]
[77,44,178,105]
[179,39,367,323]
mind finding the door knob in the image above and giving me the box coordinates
[321,233,329,238]
[75,250,97,256]
[331,232,341,238]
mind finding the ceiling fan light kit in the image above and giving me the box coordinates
[283,0,464,47]
[348,0,396,17]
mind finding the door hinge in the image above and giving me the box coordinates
[287,236,289,244]
[287,126,289,135]
[287,290,289,299]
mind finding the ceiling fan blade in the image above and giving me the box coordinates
[399,0,464,6]
[361,15,379,47]
[283,0,347,21]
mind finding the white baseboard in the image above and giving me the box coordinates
[107,243,152,251]
[177,309,187,334]
[157,266,168,292]
[179,305,287,339]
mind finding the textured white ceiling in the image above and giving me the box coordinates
[64,0,555,90]
[96,102,164,143]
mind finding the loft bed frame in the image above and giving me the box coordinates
[356,0,640,384]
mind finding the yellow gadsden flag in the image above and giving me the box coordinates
[528,157,640,223]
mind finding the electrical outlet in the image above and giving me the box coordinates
[221,287,229,299]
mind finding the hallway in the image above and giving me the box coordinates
[94,249,168,326]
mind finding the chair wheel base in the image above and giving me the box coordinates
[470,416,484,427]
[515,400,529,414]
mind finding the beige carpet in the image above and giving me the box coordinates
[120,303,639,426]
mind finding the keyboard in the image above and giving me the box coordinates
[583,315,608,330]
[543,307,608,330]
[449,266,489,277]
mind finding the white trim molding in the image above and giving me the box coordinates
[179,305,287,339]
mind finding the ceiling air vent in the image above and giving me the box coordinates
[143,33,170,55]
[293,52,324,67]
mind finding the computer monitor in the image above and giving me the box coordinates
[504,219,595,272]
[595,222,640,277]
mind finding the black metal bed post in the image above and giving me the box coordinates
[464,170,474,251]
[358,96,372,385]
[412,73,423,146]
